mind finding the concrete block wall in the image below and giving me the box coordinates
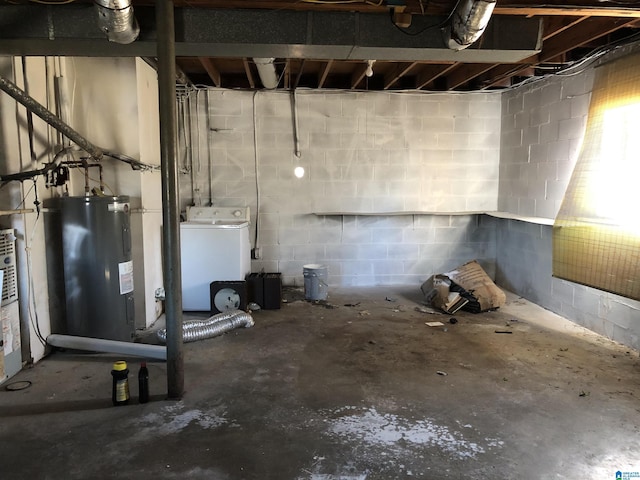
[496,218,640,350]
[179,89,501,286]
[497,49,640,351]
[499,72,594,219]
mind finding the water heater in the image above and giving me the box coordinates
[60,196,135,342]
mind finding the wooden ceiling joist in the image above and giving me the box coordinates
[446,63,500,90]
[384,62,419,90]
[479,60,538,89]
[494,6,640,18]
[199,57,221,87]
[543,16,589,40]
[351,63,370,89]
[318,60,333,88]
[540,17,640,62]
[416,63,457,89]
[283,59,290,89]
[294,59,305,89]
[242,58,255,89]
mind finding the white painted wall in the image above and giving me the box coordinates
[61,57,163,329]
[180,89,501,286]
[0,56,164,369]
[0,57,58,364]
[497,47,640,350]
[134,58,163,327]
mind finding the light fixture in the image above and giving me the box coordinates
[365,60,376,78]
[294,166,305,178]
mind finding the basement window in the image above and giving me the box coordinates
[553,52,640,300]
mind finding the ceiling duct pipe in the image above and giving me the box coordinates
[253,58,279,89]
[443,0,497,51]
[95,0,140,44]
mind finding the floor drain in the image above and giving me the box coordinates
[4,380,32,391]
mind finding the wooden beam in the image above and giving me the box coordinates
[294,59,305,89]
[171,0,640,17]
[318,59,333,88]
[351,63,369,89]
[198,57,221,87]
[543,16,589,40]
[446,63,499,90]
[494,6,640,18]
[416,63,457,89]
[453,14,581,89]
[479,58,538,89]
[242,58,255,89]
[480,17,638,89]
[540,17,639,62]
[172,0,387,14]
[384,62,419,90]
[283,59,290,89]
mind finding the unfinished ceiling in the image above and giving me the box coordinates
[1,0,640,91]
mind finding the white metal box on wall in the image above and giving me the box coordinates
[0,229,22,383]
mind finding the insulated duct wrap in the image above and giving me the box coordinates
[157,310,254,344]
[444,0,497,51]
[95,0,140,44]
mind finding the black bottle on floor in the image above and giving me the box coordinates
[138,362,149,404]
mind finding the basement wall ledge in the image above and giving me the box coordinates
[313,211,556,225]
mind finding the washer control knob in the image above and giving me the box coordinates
[233,209,242,218]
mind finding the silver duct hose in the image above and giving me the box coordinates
[95,0,140,44]
[443,0,497,51]
[157,310,254,344]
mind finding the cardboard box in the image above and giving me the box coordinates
[421,260,505,314]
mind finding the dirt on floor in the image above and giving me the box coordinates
[0,286,639,479]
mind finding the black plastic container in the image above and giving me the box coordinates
[111,361,130,406]
[247,272,282,309]
[138,362,149,404]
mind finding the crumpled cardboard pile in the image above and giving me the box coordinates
[421,260,506,314]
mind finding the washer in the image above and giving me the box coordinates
[180,207,251,311]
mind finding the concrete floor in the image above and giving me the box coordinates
[0,286,639,479]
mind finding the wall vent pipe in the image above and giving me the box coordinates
[95,0,140,44]
[47,334,167,360]
[443,0,497,51]
[253,58,279,89]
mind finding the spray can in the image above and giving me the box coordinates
[138,362,149,404]
[111,361,130,406]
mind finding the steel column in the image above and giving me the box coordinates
[156,0,184,399]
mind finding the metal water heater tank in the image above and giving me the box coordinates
[60,196,135,342]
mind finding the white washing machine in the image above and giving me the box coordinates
[180,206,251,311]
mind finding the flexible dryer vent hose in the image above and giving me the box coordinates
[157,310,254,344]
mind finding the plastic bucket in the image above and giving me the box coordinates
[303,264,328,301]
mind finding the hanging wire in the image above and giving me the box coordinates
[23,178,46,346]
[390,0,463,36]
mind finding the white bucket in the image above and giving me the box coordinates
[303,264,328,301]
